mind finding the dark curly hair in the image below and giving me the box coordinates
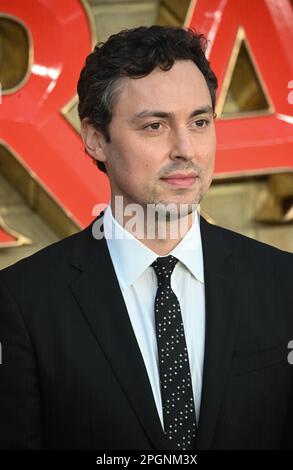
[77,25,218,174]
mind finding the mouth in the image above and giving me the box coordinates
[160,173,198,188]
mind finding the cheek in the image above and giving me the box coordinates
[197,147,215,171]
[127,146,159,178]
[198,135,216,169]
[112,151,154,187]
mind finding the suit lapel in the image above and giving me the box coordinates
[69,215,173,450]
[196,217,239,449]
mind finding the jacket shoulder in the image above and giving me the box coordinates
[200,217,293,285]
[202,217,292,258]
[0,223,92,284]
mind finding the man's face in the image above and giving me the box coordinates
[91,60,216,214]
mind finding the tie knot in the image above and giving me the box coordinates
[151,255,178,283]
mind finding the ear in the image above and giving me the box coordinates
[80,118,107,163]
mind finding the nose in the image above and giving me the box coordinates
[169,128,194,162]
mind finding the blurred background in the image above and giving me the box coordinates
[0,0,292,269]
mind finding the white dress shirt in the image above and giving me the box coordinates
[103,203,205,429]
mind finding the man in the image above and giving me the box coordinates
[0,26,292,450]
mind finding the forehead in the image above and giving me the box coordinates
[112,60,212,117]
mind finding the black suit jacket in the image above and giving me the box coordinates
[0,214,292,450]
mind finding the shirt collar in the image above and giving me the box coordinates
[103,203,204,290]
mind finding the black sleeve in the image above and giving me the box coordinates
[278,250,293,449]
[0,279,41,449]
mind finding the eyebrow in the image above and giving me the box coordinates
[130,105,214,122]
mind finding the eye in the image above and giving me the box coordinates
[194,119,210,128]
[143,122,162,131]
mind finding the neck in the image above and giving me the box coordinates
[110,199,196,256]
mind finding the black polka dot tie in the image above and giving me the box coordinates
[151,255,197,450]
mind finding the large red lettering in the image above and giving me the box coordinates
[0,0,109,228]
[188,0,293,175]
